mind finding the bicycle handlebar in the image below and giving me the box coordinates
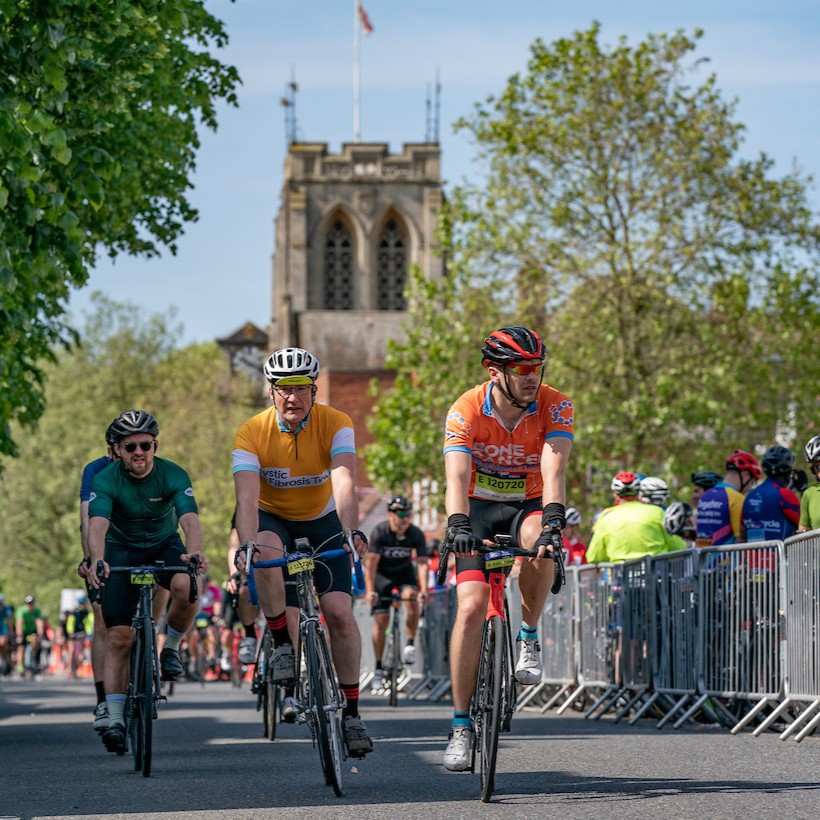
[98,556,200,604]
[243,528,363,605]
[436,533,565,592]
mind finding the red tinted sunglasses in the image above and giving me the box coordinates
[506,363,543,376]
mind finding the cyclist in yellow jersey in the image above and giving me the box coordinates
[232,347,373,757]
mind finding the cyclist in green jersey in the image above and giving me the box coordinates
[798,435,820,532]
[87,410,208,753]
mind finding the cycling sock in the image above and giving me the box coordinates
[106,694,126,726]
[452,711,471,728]
[375,661,383,671]
[518,624,538,642]
[95,680,106,703]
[340,683,359,718]
[165,626,185,652]
[406,638,415,646]
[243,623,257,639]
[266,613,291,647]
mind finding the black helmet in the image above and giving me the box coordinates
[108,410,159,443]
[104,419,120,447]
[387,495,412,513]
[481,327,545,366]
[761,445,794,478]
[691,470,722,490]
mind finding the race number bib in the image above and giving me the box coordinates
[474,470,526,502]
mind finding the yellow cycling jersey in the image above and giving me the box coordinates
[232,404,356,521]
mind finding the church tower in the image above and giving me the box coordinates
[269,140,444,485]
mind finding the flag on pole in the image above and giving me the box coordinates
[357,2,374,35]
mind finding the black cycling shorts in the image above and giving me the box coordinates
[257,509,351,607]
[101,534,187,628]
[455,496,541,583]
[370,567,418,614]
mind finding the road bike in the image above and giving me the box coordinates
[438,533,565,802]
[378,587,404,707]
[100,557,199,777]
[245,529,364,797]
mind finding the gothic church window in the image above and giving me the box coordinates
[377,218,407,310]
[324,220,354,309]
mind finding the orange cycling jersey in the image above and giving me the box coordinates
[232,403,356,521]
[443,382,574,502]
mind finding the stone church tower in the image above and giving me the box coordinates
[269,140,444,486]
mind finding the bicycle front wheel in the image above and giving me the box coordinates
[477,616,505,803]
[139,618,155,777]
[388,611,400,708]
[260,631,280,740]
[304,622,343,796]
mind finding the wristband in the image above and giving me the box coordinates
[541,502,566,530]
[447,513,472,532]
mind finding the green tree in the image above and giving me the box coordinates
[0,297,254,616]
[366,24,820,510]
[0,0,240,462]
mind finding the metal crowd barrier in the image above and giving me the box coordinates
[352,531,818,741]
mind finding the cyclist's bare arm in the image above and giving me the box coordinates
[179,512,207,572]
[233,471,261,568]
[364,551,381,603]
[330,452,366,557]
[87,516,111,587]
[536,437,572,558]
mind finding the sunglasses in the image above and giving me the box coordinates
[506,363,543,376]
[122,441,154,453]
[393,510,411,518]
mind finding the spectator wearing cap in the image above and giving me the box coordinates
[741,446,800,542]
[696,451,762,547]
[587,472,682,563]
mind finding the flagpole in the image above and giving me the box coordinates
[353,0,361,142]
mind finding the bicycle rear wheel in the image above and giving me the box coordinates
[305,622,343,796]
[477,616,505,803]
[129,631,144,770]
[259,630,280,740]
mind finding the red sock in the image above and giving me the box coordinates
[266,613,291,647]
[340,682,359,718]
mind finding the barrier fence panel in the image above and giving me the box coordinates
[411,586,455,700]
[515,569,578,712]
[638,549,699,727]
[677,542,783,731]
[559,564,618,715]
[750,530,820,741]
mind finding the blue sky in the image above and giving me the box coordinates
[67,1,820,345]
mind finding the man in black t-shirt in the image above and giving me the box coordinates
[364,496,429,691]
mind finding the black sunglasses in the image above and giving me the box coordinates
[123,441,153,453]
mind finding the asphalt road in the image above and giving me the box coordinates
[1,676,818,819]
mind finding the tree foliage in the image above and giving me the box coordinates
[0,296,255,616]
[0,0,240,462]
[366,24,820,511]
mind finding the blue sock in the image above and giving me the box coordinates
[452,711,471,728]
[518,624,538,642]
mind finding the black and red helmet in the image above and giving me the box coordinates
[481,327,545,366]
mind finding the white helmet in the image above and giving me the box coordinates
[610,471,641,497]
[805,435,820,464]
[663,501,692,536]
[263,347,319,385]
[639,476,670,506]
[565,507,581,526]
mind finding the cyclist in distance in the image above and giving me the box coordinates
[87,410,207,753]
[232,347,373,757]
[365,494,429,691]
[442,326,573,771]
[798,435,820,531]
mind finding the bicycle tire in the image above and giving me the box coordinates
[140,617,154,777]
[260,630,279,740]
[478,616,504,803]
[305,622,343,796]
[130,627,144,770]
[388,609,400,708]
